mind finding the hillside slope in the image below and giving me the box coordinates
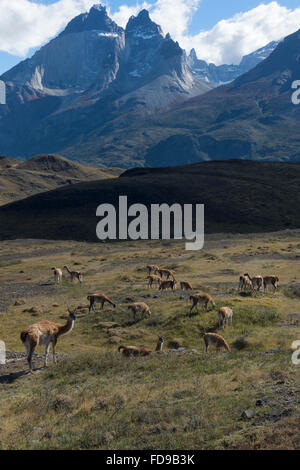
[0,154,122,205]
[0,160,299,240]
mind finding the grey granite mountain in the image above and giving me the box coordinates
[187,41,280,84]
[0,5,210,162]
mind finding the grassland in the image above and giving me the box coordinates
[0,231,299,450]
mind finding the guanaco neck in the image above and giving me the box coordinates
[57,316,75,337]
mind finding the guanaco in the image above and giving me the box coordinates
[63,265,83,285]
[190,293,216,313]
[180,281,193,291]
[201,332,230,352]
[118,336,164,357]
[244,273,263,291]
[239,275,252,291]
[51,267,62,285]
[87,294,116,313]
[128,302,151,322]
[147,274,162,288]
[20,308,77,371]
[158,268,176,281]
[159,279,177,291]
[218,306,233,329]
[147,264,160,275]
[263,276,279,291]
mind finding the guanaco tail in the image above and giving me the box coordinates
[118,336,164,357]
[20,308,77,371]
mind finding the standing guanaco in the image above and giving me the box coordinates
[87,294,116,313]
[118,336,164,357]
[190,293,216,313]
[158,268,176,281]
[218,307,233,329]
[201,332,230,352]
[128,302,151,322]
[63,265,84,285]
[159,279,177,291]
[239,275,252,291]
[147,265,160,275]
[244,273,263,291]
[147,274,162,288]
[180,281,193,291]
[51,267,62,285]
[263,276,279,291]
[20,308,77,371]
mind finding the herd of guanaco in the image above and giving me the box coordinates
[20,263,279,371]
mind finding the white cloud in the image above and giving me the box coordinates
[1,0,300,65]
[177,2,300,64]
[0,0,96,56]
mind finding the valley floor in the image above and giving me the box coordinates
[0,232,299,450]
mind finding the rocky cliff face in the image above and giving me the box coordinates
[0,5,210,162]
[187,41,279,85]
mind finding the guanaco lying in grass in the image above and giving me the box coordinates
[190,293,216,313]
[263,275,279,291]
[147,264,160,275]
[159,279,177,291]
[180,281,193,291]
[118,336,164,357]
[20,308,77,371]
[201,332,230,352]
[158,268,176,280]
[128,302,151,321]
[87,294,116,313]
[147,274,162,288]
[218,306,233,329]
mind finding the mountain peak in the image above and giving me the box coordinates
[126,9,163,38]
[60,3,123,37]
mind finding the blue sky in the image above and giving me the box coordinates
[1,0,300,74]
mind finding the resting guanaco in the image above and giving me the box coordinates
[201,332,230,352]
[190,293,216,313]
[244,273,263,291]
[118,336,164,357]
[147,264,160,275]
[87,294,116,313]
[51,267,62,285]
[128,302,151,322]
[218,306,233,329]
[147,274,162,288]
[180,281,193,291]
[20,308,77,371]
[263,276,279,291]
[158,268,176,281]
[63,265,83,285]
[159,279,177,291]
